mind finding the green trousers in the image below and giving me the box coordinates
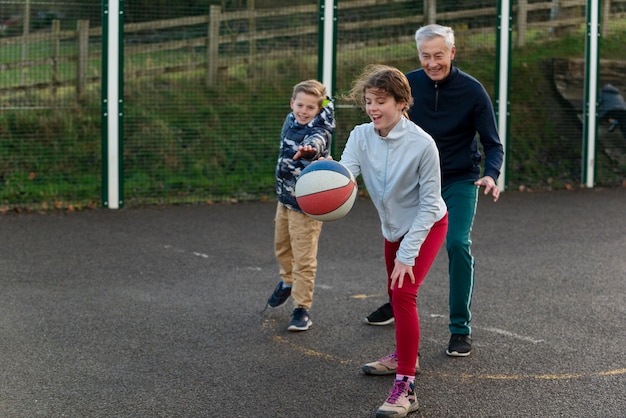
[442,180,479,335]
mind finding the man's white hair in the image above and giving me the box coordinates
[415,24,455,51]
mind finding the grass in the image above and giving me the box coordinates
[1,27,626,211]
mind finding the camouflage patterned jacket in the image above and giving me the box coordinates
[276,97,335,211]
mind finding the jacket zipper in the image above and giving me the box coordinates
[435,82,439,112]
[380,140,390,228]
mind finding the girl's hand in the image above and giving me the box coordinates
[389,258,415,289]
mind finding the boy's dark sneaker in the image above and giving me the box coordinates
[446,334,472,357]
[365,302,395,326]
[267,280,291,307]
[287,307,312,331]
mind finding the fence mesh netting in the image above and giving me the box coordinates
[1,0,625,211]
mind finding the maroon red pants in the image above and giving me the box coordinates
[384,212,448,376]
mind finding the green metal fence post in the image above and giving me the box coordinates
[318,0,337,155]
[495,0,512,191]
[582,0,601,188]
[101,0,124,208]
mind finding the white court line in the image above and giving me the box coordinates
[164,245,265,271]
[192,252,210,258]
[478,326,545,344]
[163,245,210,259]
[428,313,544,344]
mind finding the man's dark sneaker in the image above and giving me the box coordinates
[365,302,395,326]
[267,280,291,307]
[288,307,312,331]
[446,334,472,357]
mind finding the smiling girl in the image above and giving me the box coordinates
[338,65,448,417]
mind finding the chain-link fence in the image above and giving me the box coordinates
[1,0,625,211]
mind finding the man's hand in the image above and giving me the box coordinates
[475,176,500,202]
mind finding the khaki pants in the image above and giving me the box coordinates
[274,203,323,310]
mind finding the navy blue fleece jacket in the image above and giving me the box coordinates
[405,67,503,187]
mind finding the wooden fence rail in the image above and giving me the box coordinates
[0,0,624,97]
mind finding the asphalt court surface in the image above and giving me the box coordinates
[1,187,625,417]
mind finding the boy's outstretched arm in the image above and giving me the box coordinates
[293,144,317,160]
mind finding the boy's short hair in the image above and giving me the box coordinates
[292,80,327,108]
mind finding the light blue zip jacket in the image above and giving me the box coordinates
[339,117,447,265]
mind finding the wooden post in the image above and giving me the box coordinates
[77,19,89,102]
[516,0,527,48]
[207,5,220,86]
[424,0,436,25]
[51,19,60,96]
[249,0,256,57]
[21,0,30,86]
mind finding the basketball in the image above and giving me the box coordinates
[295,160,358,222]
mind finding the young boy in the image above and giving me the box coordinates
[265,80,335,331]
